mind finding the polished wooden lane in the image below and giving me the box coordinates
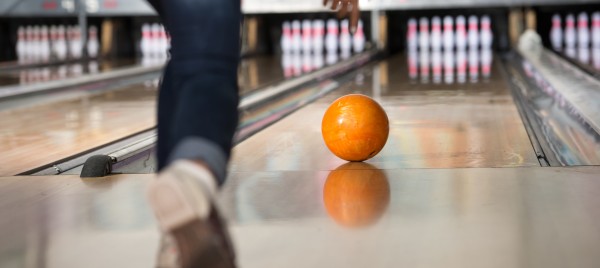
[0,56,289,176]
[230,53,539,173]
[0,84,157,175]
[2,166,600,267]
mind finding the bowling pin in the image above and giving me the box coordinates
[69,26,83,59]
[578,12,590,48]
[431,49,442,83]
[593,12,600,48]
[140,23,151,58]
[25,26,34,61]
[456,16,467,50]
[312,20,324,54]
[151,23,162,57]
[407,18,418,51]
[480,15,493,49]
[443,49,454,84]
[55,25,68,61]
[352,20,365,53]
[326,19,339,54]
[281,21,292,53]
[16,27,26,62]
[40,25,50,61]
[468,15,479,49]
[291,20,302,54]
[550,14,563,51]
[340,19,352,55]
[443,16,454,51]
[87,26,99,58]
[565,14,576,49]
[32,26,41,62]
[419,17,430,51]
[302,19,312,54]
[430,16,442,51]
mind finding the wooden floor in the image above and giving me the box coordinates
[0,84,157,175]
[0,56,287,176]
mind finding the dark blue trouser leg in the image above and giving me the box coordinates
[153,0,241,185]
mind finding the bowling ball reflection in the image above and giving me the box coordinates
[323,162,390,228]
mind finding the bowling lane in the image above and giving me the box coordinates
[230,51,539,173]
[0,83,158,176]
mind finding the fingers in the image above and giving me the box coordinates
[349,0,360,33]
[331,0,340,10]
[337,1,349,18]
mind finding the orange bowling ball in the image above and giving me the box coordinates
[321,94,389,161]
[323,162,390,227]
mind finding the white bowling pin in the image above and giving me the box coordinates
[281,21,292,54]
[16,27,26,62]
[480,15,493,49]
[443,16,454,51]
[25,26,34,61]
[326,19,339,54]
[151,23,162,57]
[419,17,429,51]
[430,16,442,51]
[140,23,151,58]
[340,19,352,55]
[578,12,590,48]
[456,16,467,50]
[55,25,68,61]
[468,15,479,49]
[291,20,302,53]
[565,14,576,49]
[302,19,312,54]
[550,14,563,51]
[593,12,600,48]
[407,18,418,51]
[69,26,83,59]
[87,26,99,58]
[312,20,324,54]
[32,26,41,61]
[40,26,50,61]
[352,20,365,53]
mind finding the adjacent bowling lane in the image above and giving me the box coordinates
[230,52,539,173]
[0,83,158,176]
[0,55,303,175]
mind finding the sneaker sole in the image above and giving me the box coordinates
[147,173,206,232]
